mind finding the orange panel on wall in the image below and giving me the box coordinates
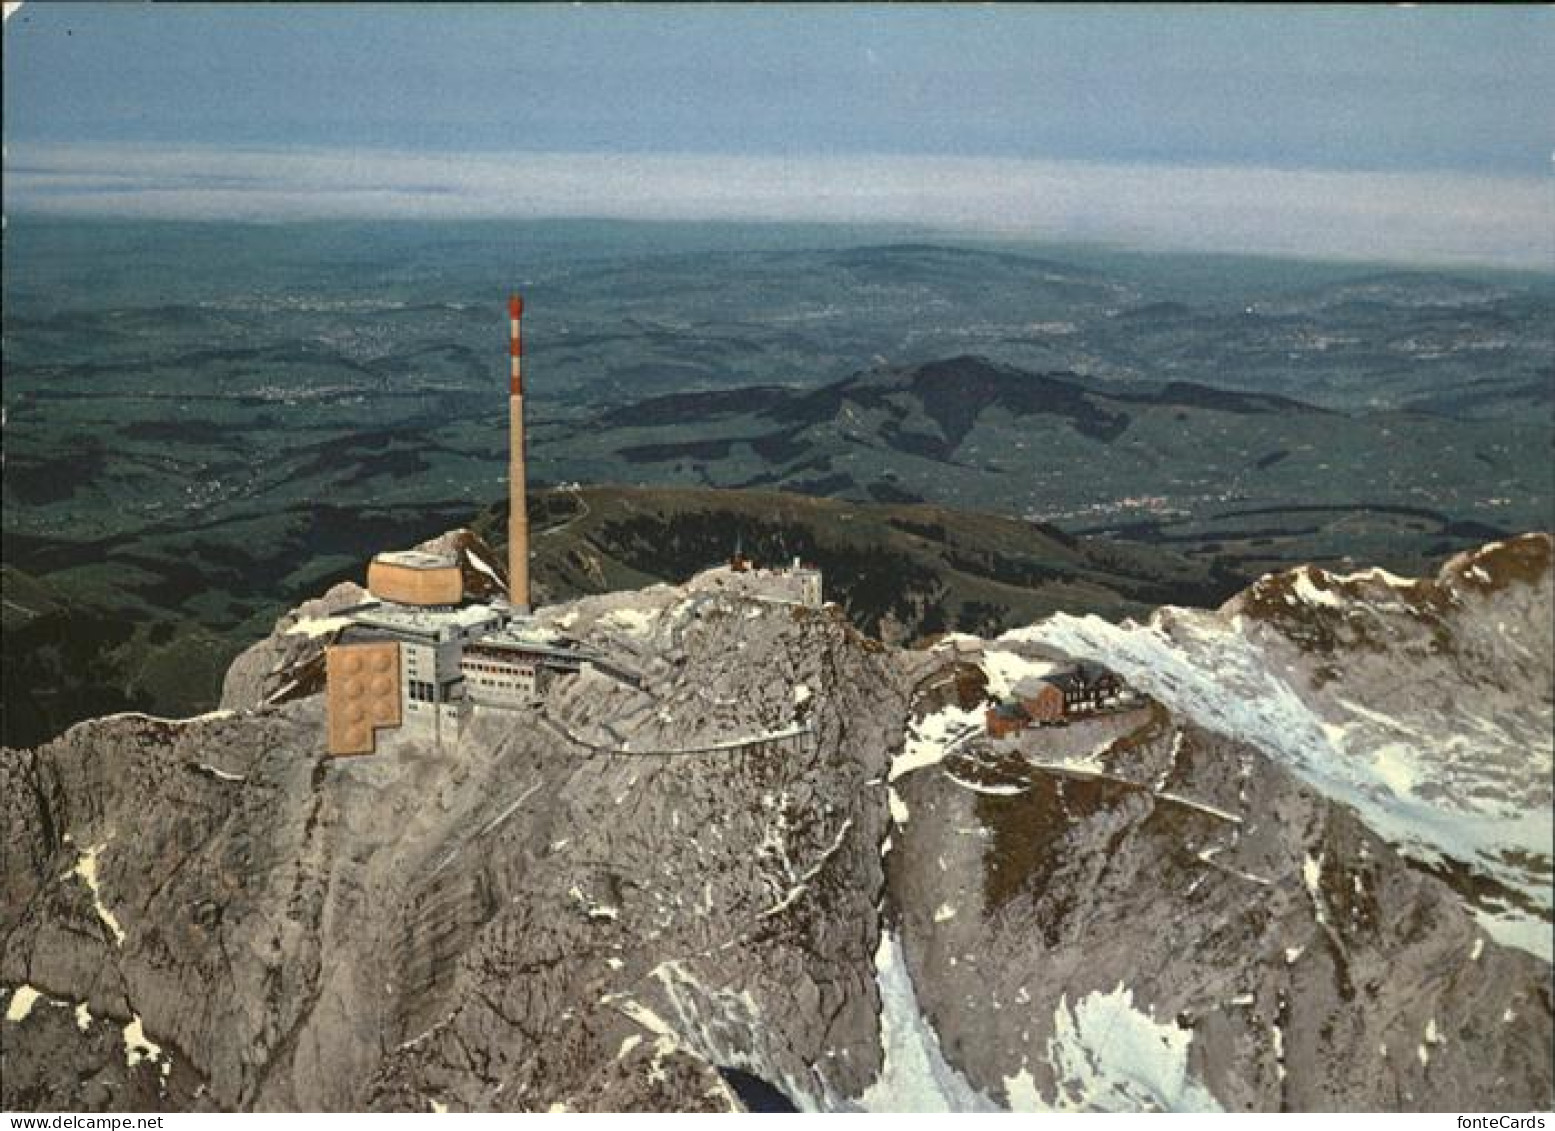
[326,641,402,756]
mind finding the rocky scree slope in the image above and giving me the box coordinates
[3,534,1550,1111]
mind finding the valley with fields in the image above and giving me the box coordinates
[4,221,1551,747]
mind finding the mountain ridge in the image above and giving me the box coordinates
[546,355,1541,576]
[3,531,1549,1111]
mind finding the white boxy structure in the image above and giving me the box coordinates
[341,602,504,746]
[694,556,823,608]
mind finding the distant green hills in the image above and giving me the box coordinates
[543,355,1540,576]
[3,484,1244,748]
[4,220,1550,746]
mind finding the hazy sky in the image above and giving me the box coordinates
[4,3,1552,266]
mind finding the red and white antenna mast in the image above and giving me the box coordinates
[507,294,530,613]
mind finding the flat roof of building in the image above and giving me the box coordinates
[346,600,502,641]
[373,550,459,571]
[471,626,601,663]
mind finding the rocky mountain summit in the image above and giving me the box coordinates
[1015,533,1554,960]
[4,533,1550,1111]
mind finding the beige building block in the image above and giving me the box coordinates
[365,550,465,607]
[326,641,402,756]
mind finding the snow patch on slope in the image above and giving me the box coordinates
[69,842,127,947]
[892,705,982,782]
[463,547,505,589]
[5,985,42,1022]
[123,1014,169,1077]
[1043,984,1222,1112]
[979,648,1058,700]
[602,606,659,638]
[283,615,352,640]
[1292,567,1346,609]
[857,931,995,1112]
[5,986,94,1030]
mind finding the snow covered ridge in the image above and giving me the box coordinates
[413,528,510,601]
[66,708,237,739]
[1003,533,1554,960]
[1230,532,1552,646]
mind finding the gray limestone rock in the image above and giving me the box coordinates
[888,712,1551,1111]
[4,534,1550,1111]
[219,582,367,713]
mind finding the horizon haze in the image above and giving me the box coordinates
[4,4,1552,267]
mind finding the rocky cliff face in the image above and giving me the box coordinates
[4,534,1550,1111]
[1013,533,1554,960]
